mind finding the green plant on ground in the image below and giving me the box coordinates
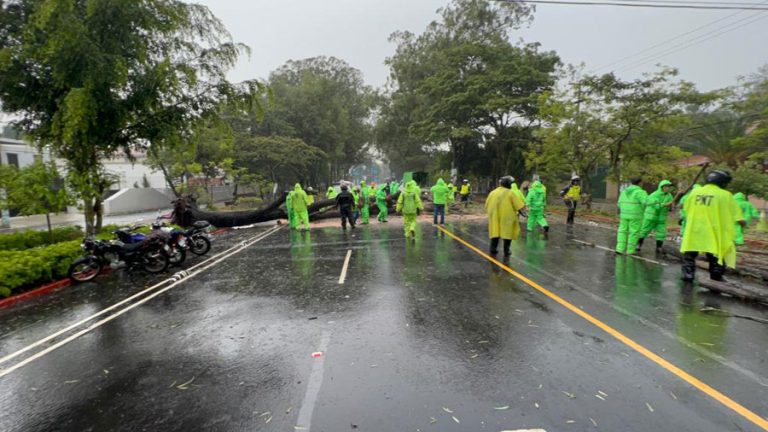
[0,240,82,297]
[0,226,83,251]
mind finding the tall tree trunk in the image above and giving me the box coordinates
[45,213,53,242]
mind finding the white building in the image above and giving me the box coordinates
[0,137,45,168]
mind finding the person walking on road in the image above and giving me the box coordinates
[351,185,361,225]
[733,192,759,245]
[526,180,549,233]
[680,170,745,282]
[335,184,356,230]
[359,181,371,225]
[397,180,423,239]
[285,189,297,230]
[430,178,451,225]
[485,176,525,257]
[615,177,648,255]
[292,183,311,231]
[560,175,581,224]
[637,180,674,253]
[376,182,390,223]
[460,179,471,207]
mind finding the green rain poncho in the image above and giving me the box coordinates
[326,186,337,200]
[525,181,548,232]
[680,184,744,267]
[734,192,759,245]
[615,184,648,254]
[397,180,423,237]
[285,191,297,229]
[639,180,674,241]
[376,183,389,222]
[359,181,370,224]
[430,178,451,205]
[292,184,311,230]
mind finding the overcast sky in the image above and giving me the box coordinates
[194,0,768,91]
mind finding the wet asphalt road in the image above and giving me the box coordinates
[1,220,767,432]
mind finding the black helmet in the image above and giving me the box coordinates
[705,170,732,188]
[630,177,642,185]
[499,176,514,188]
[340,184,348,191]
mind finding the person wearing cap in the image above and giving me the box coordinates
[559,175,581,224]
[637,180,674,253]
[460,179,471,207]
[680,170,745,282]
[485,176,526,257]
[335,184,356,230]
[615,177,648,255]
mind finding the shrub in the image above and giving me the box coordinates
[0,226,83,251]
[0,240,83,297]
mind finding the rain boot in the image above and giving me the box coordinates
[637,237,644,252]
[490,237,500,256]
[681,252,697,282]
[503,239,512,257]
[707,253,726,282]
[655,240,663,254]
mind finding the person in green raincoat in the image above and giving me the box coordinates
[615,178,648,255]
[638,180,674,253]
[326,186,337,200]
[389,179,399,196]
[733,192,760,245]
[359,181,371,224]
[678,184,701,237]
[305,187,316,205]
[525,180,549,233]
[292,183,311,231]
[396,180,423,238]
[285,189,297,230]
[351,185,361,225]
[485,176,525,257]
[376,182,390,223]
[430,178,451,225]
[680,170,745,282]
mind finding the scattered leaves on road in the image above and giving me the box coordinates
[646,402,655,413]
[441,407,453,413]
[493,405,510,410]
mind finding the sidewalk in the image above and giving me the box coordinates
[0,209,172,233]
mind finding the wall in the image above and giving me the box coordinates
[103,188,175,215]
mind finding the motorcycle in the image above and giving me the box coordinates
[183,221,213,256]
[114,224,187,266]
[68,234,170,283]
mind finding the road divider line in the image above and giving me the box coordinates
[0,225,282,373]
[338,250,352,284]
[296,330,331,431]
[573,239,667,266]
[437,225,768,432]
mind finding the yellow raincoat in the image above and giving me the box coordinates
[485,186,525,240]
[680,184,744,267]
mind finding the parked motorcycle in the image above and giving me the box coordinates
[68,235,170,283]
[114,224,187,266]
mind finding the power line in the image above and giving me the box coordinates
[593,5,755,71]
[513,0,768,10]
[615,11,768,71]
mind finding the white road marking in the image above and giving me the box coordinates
[295,331,331,431]
[572,239,667,266]
[0,226,282,377]
[338,249,352,284]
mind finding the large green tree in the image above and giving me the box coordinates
[0,0,263,234]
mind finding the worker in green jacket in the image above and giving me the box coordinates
[359,181,371,225]
[681,170,744,282]
[292,183,311,231]
[430,178,451,225]
[638,180,674,253]
[376,182,390,223]
[526,180,549,233]
[734,192,759,245]
[285,189,297,230]
[389,179,399,196]
[326,186,337,200]
[615,178,648,255]
[396,180,423,238]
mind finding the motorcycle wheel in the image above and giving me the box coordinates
[168,245,186,266]
[142,250,170,274]
[68,257,102,283]
[189,236,211,256]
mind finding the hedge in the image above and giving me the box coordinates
[0,226,83,251]
[0,240,83,297]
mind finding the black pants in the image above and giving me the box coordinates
[566,200,577,224]
[490,237,511,256]
[682,252,725,282]
[340,206,355,229]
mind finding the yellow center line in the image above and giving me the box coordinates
[436,225,768,431]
